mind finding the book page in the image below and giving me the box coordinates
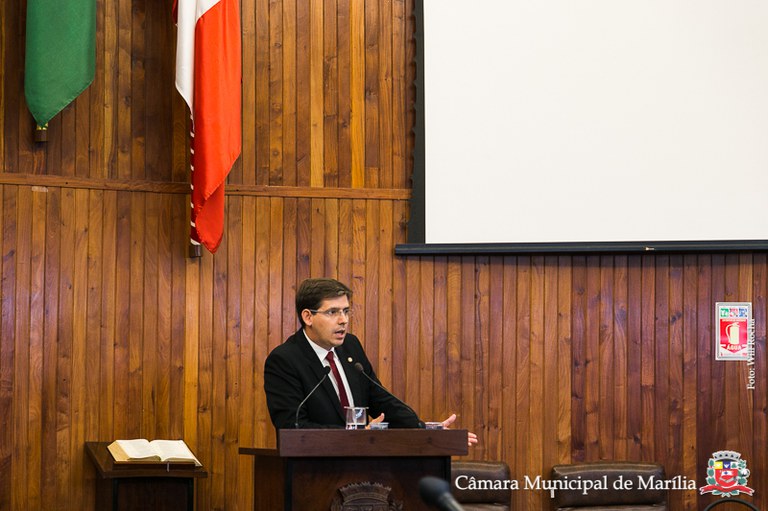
[112,439,160,461]
[148,440,201,466]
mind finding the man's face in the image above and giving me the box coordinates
[302,295,350,350]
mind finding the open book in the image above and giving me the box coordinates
[108,439,202,466]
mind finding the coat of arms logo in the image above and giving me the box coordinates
[699,450,754,497]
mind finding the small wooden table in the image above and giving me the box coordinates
[85,442,207,511]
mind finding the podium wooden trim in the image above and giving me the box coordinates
[239,429,468,510]
[85,442,207,511]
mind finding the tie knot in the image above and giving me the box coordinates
[326,351,335,362]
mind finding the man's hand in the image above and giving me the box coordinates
[366,413,385,429]
[441,413,478,446]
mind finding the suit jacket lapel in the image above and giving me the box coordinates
[293,329,346,422]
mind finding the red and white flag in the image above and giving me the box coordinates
[174,0,242,253]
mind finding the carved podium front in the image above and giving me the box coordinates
[239,429,468,511]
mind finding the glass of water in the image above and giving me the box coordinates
[345,407,367,429]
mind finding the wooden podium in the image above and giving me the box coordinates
[85,442,207,511]
[239,429,468,510]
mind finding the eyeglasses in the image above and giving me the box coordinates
[309,307,352,319]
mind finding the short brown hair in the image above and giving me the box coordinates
[295,278,352,326]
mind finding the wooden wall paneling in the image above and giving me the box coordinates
[556,255,572,464]
[90,0,105,181]
[485,256,503,460]
[696,255,714,486]
[583,256,600,462]
[476,255,491,451]
[310,0,324,187]
[143,1,174,183]
[102,0,118,181]
[541,257,560,492]
[156,193,174,438]
[682,254,700,511]
[238,195,256,511]
[752,253,767,503]
[116,0,132,180]
[336,0,352,189]
[364,0,380,188]
[363,200,380,368]
[39,187,60,509]
[402,255,420,414]
[389,202,408,402]
[0,2,20,172]
[253,0,270,186]
[0,0,6,171]
[721,255,741,450]
[639,255,656,461]
[570,256,586,462]
[350,199,366,336]
[378,0,394,189]
[501,256,517,467]
[295,0,311,187]
[83,190,104,506]
[268,0,284,186]
[278,197,296,339]
[375,201,394,390]
[210,231,229,511]
[598,256,615,461]
[226,197,245,511]
[528,256,545,508]
[737,254,755,462]
[444,256,462,426]
[113,191,131,439]
[128,194,145,438]
[99,191,117,440]
[13,186,31,510]
[0,186,10,510]
[224,198,241,510]
[626,255,642,462]
[390,0,407,190]
[417,256,434,419]
[323,0,339,189]
[430,255,447,421]
[349,0,365,188]
[309,197,326,279]
[324,198,340,279]
[253,196,272,446]
[667,255,684,511]
[652,255,669,464]
[142,193,159,441]
[282,0,298,187]
[54,188,74,508]
[240,0,256,186]
[514,256,532,510]
[364,200,380,363]
[460,258,477,442]
[612,255,628,461]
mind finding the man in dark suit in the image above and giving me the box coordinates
[264,278,477,444]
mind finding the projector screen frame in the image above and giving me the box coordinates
[399,0,768,255]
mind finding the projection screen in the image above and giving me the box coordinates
[400,0,768,253]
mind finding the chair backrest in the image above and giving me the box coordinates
[451,460,512,508]
[551,461,667,509]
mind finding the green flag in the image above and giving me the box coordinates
[24,0,96,127]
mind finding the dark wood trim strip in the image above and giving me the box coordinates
[0,173,411,200]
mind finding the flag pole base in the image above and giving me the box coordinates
[34,124,48,142]
[189,244,202,258]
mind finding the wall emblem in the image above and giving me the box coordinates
[699,450,754,497]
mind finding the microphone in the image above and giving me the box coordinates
[419,476,465,511]
[294,366,331,428]
[353,362,423,427]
